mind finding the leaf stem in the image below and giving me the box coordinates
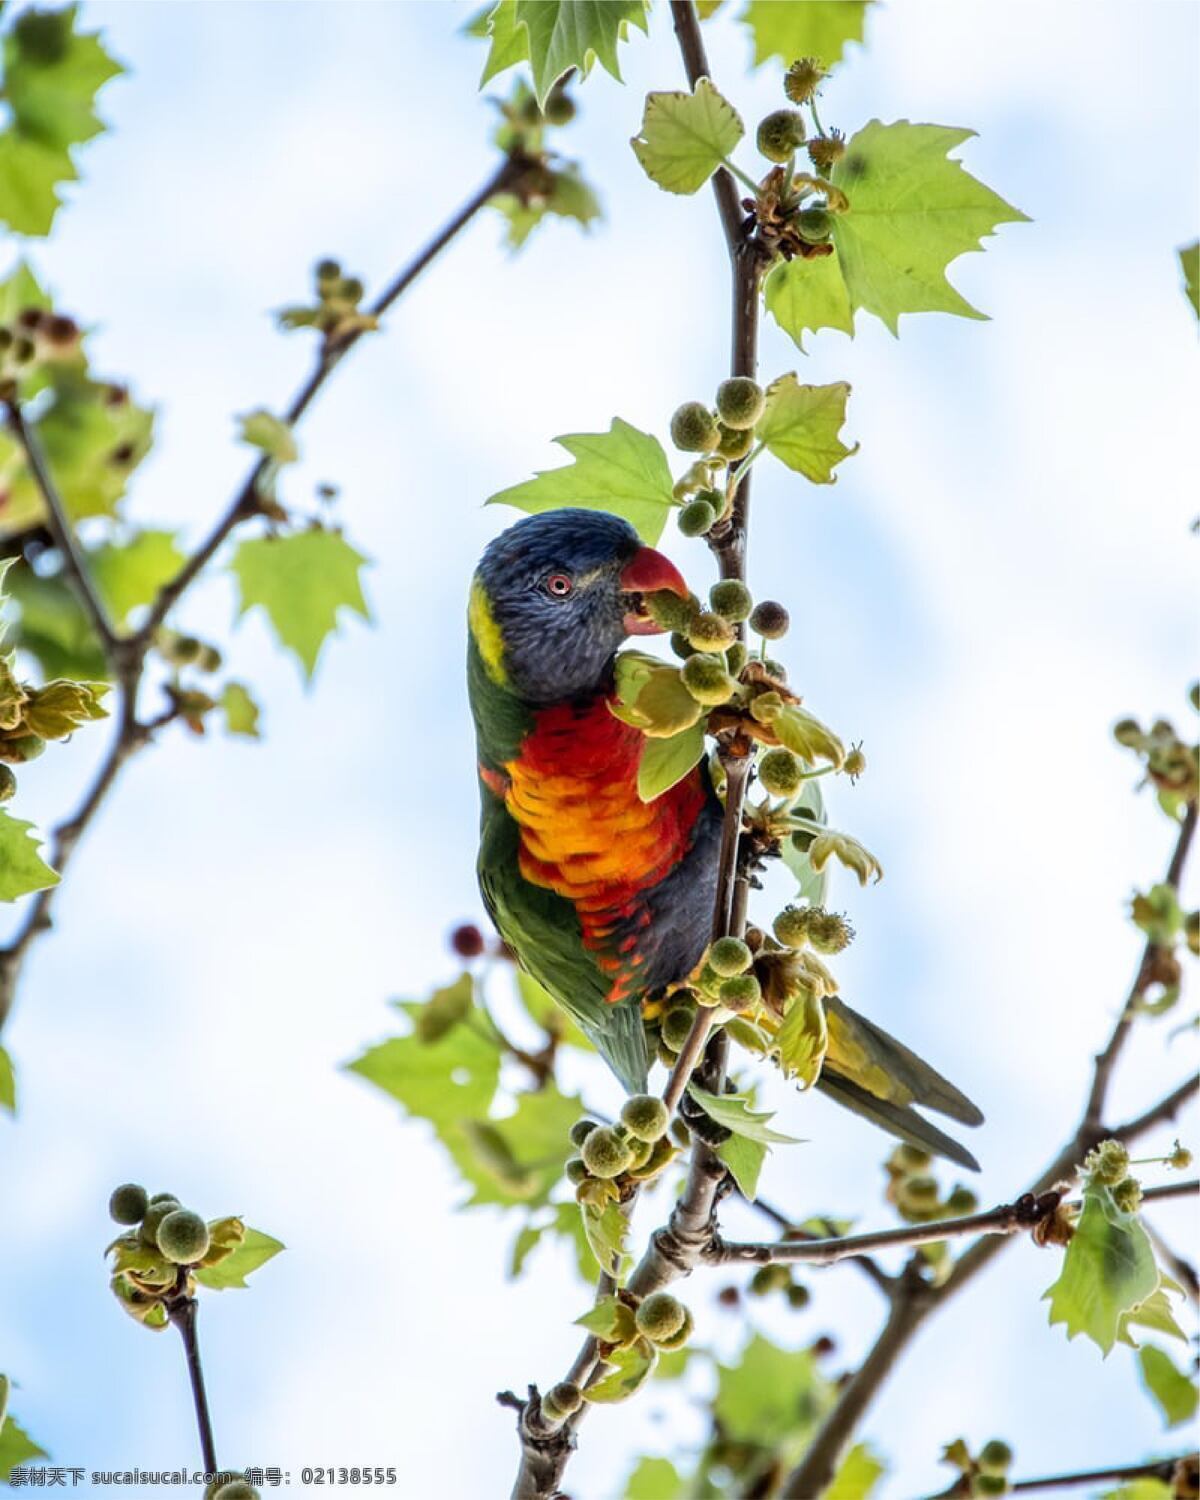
[166,1294,218,1474]
[720,156,762,197]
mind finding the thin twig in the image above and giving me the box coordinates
[3,401,118,656]
[166,1295,218,1474]
[710,1180,1198,1266]
[746,1199,893,1294]
[923,1454,1196,1500]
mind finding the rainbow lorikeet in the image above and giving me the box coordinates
[469,510,983,1169]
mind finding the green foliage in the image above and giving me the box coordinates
[585,1337,657,1403]
[1180,241,1198,318]
[757,375,856,482]
[192,1226,284,1290]
[688,1084,798,1144]
[238,409,298,465]
[714,1334,831,1448]
[631,78,744,196]
[1137,1342,1198,1428]
[827,1443,887,1500]
[230,528,370,678]
[0,811,58,902]
[0,1045,14,1114]
[0,1410,48,1482]
[1043,1180,1159,1355]
[622,1456,683,1500]
[741,0,869,70]
[716,1131,767,1199]
[5,565,106,681]
[492,165,600,250]
[89,531,185,625]
[581,1197,628,1278]
[219,682,261,739]
[574,1293,636,1342]
[481,0,649,106]
[764,252,854,347]
[488,419,675,544]
[0,5,122,235]
[636,720,707,801]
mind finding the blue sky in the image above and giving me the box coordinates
[1,2,1197,1495]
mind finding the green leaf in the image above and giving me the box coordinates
[231,528,371,678]
[714,1334,832,1447]
[1117,1282,1189,1347]
[508,1201,601,1282]
[689,1085,799,1144]
[193,1226,284,1290]
[775,990,828,1087]
[630,78,744,196]
[0,1045,14,1114]
[780,776,828,906]
[585,1337,656,1403]
[89,531,185,624]
[20,677,108,738]
[346,999,501,1128]
[741,0,868,69]
[830,120,1029,334]
[492,165,601,250]
[1101,1486,1171,1500]
[219,682,261,739]
[758,375,857,483]
[764,253,854,349]
[574,1293,636,1343]
[581,1198,627,1278]
[610,659,703,738]
[238,409,299,464]
[450,1084,582,1208]
[487,419,674,544]
[0,1412,48,1481]
[517,0,648,106]
[1138,1343,1198,1428]
[515,969,591,1050]
[5,565,107,682]
[716,1132,768,1199]
[1180,241,1199,319]
[0,5,123,235]
[479,0,528,86]
[828,1443,886,1500]
[622,1456,684,1499]
[0,261,52,324]
[1043,1182,1158,1355]
[0,812,58,902]
[637,719,707,801]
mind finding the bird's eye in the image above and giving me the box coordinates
[545,573,573,598]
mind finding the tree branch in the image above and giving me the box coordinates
[746,1198,893,1294]
[165,1293,218,1474]
[922,1454,1197,1499]
[3,399,118,657]
[669,1,742,255]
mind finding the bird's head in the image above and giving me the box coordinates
[470,509,688,703]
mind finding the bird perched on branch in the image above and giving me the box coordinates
[468,508,983,1168]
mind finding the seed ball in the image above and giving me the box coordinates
[715,377,765,431]
[670,631,697,659]
[1087,1138,1129,1185]
[138,1198,182,1247]
[807,911,854,955]
[339,276,365,304]
[670,402,719,454]
[716,423,754,461]
[750,1264,791,1295]
[214,1483,260,1500]
[759,747,804,797]
[565,1156,588,1185]
[678,498,717,537]
[544,1380,582,1417]
[726,642,748,675]
[808,133,847,173]
[784,58,826,105]
[757,108,807,163]
[773,906,811,949]
[687,611,737,652]
[709,580,754,623]
[901,1174,940,1206]
[450,923,485,959]
[0,765,17,803]
[973,1477,1009,1498]
[580,1125,634,1180]
[946,1186,979,1216]
[653,1306,695,1350]
[656,1037,680,1068]
[645,589,699,633]
[149,1191,181,1206]
[1112,718,1142,747]
[680,654,735,706]
[786,1283,811,1309]
[569,1118,599,1148]
[4,734,45,763]
[661,1004,698,1052]
[796,206,833,244]
[708,937,752,977]
[979,1440,1014,1474]
[635,1291,687,1344]
[108,1183,149,1226]
[315,258,341,283]
[620,1094,670,1144]
[843,746,866,778]
[543,87,576,126]
[1112,1176,1143,1213]
[750,600,790,639]
[156,1209,211,1265]
[718,973,761,1010]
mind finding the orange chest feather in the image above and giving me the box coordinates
[501,696,705,917]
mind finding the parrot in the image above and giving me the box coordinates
[468,508,984,1170]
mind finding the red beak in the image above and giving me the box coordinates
[619,545,689,636]
[619,546,688,599]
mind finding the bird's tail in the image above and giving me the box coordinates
[817,996,984,1171]
[583,996,649,1094]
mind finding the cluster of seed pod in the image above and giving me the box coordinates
[106,1181,245,1330]
[884,1144,979,1226]
[668,376,768,537]
[566,1097,677,1205]
[942,1436,1016,1498]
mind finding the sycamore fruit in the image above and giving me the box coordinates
[726,642,748,675]
[542,1381,582,1421]
[719,973,761,1009]
[757,108,806,162]
[784,57,826,105]
[138,1198,183,1248]
[681,655,735,706]
[678,498,717,537]
[749,600,789,639]
[0,765,15,803]
[806,910,854,955]
[646,589,699,633]
[708,937,752,977]
[569,1119,598,1148]
[979,1440,1014,1475]
[581,1125,634,1179]
[621,1094,670,1143]
[565,1157,588,1185]
[654,1305,695,1350]
[109,1183,149,1226]
[661,1003,697,1052]
[157,1208,211,1264]
[808,132,846,173]
[715,377,765,431]
[759,747,804,797]
[670,402,719,454]
[716,423,754,461]
[796,206,833,244]
[687,611,737,652]
[1085,1139,1129,1186]
[709,580,753,623]
[635,1292,687,1344]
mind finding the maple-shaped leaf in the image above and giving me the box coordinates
[830,120,1029,334]
[758,375,857,482]
[741,0,869,70]
[487,419,674,543]
[0,812,58,902]
[637,720,707,801]
[584,1337,656,1403]
[0,5,123,235]
[491,164,601,250]
[230,528,370,679]
[193,1226,284,1290]
[631,78,744,196]
[89,530,185,625]
[480,0,648,106]
[1043,1182,1158,1355]
[764,254,854,349]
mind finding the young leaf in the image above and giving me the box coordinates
[581,1198,627,1279]
[1180,241,1199,319]
[714,1335,832,1446]
[621,1456,683,1500]
[1117,1282,1188,1347]
[479,0,527,86]
[688,1085,799,1143]
[193,1227,284,1290]
[346,998,501,1127]
[0,1411,48,1482]
[781,777,829,907]
[758,376,857,483]
[231,528,371,679]
[610,661,702,738]
[827,1443,887,1500]
[0,1045,14,1114]
[89,530,185,624]
[517,0,648,106]
[1043,1183,1158,1355]
[773,704,845,767]
[630,78,744,196]
[238,409,299,465]
[574,1293,636,1343]
[0,6,123,235]
[775,991,828,1087]
[764,254,854,350]
[219,682,261,739]
[584,1337,656,1403]
[0,813,58,902]
[1137,1343,1198,1429]
[487,419,674,544]
[831,121,1029,334]
[491,165,601,250]
[637,720,707,801]
[451,1084,582,1208]
[716,1132,768,1200]
[741,0,868,70]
